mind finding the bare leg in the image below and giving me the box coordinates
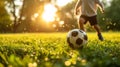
[92,24,104,41]
[78,18,85,31]
[92,24,101,34]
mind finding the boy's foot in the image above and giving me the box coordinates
[98,33,104,41]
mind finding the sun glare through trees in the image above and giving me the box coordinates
[42,0,73,23]
[42,4,57,22]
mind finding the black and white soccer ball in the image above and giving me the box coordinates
[67,29,88,49]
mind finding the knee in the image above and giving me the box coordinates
[92,25,100,29]
[79,18,85,24]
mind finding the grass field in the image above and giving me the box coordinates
[0,32,120,67]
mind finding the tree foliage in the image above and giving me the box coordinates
[57,0,78,31]
[105,0,120,30]
[0,0,12,33]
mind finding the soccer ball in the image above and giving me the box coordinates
[67,29,88,49]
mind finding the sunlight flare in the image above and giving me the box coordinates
[42,4,57,22]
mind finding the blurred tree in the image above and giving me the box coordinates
[5,0,21,32]
[0,0,12,33]
[17,0,42,32]
[5,0,51,32]
[106,0,120,31]
[56,0,78,31]
[19,0,51,32]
